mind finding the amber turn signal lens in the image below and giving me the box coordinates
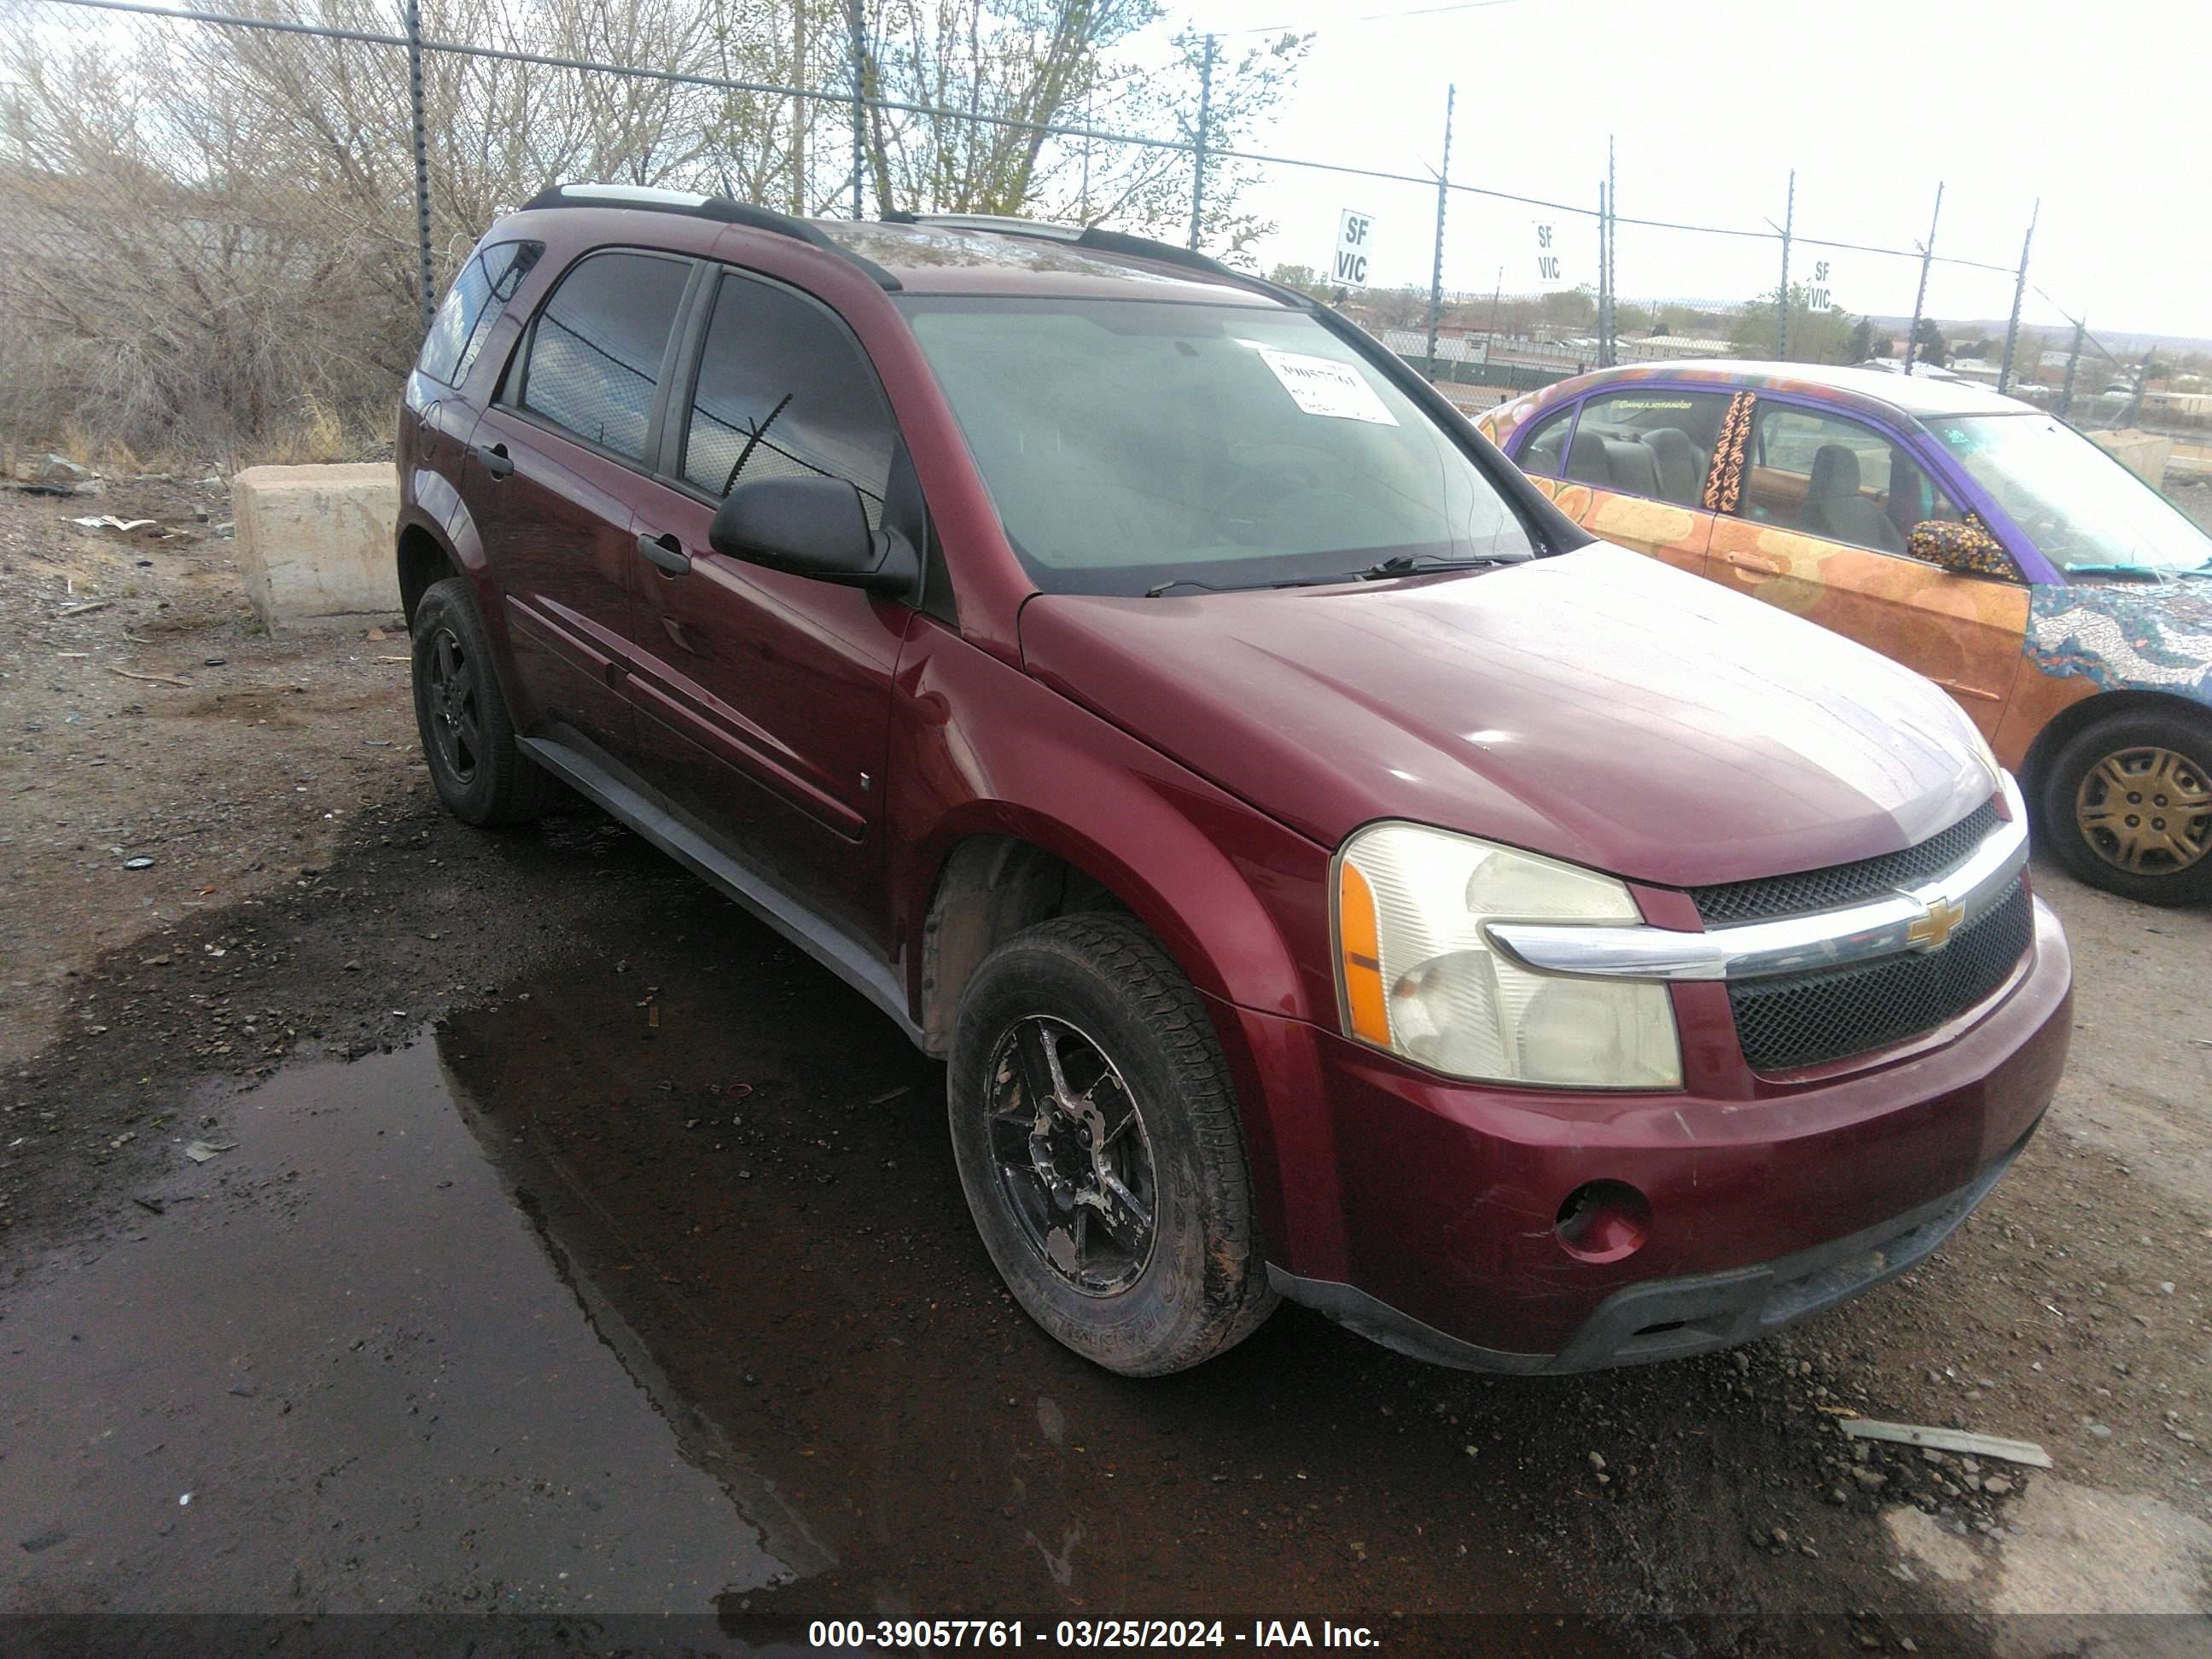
[1337,860,1392,1045]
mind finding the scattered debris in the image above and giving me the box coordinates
[183,1139,236,1164]
[71,515,158,533]
[55,599,112,617]
[108,666,191,688]
[122,856,155,870]
[131,1196,166,1215]
[19,1528,69,1555]
[1837,1419,2052,1469]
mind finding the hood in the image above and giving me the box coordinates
[1018,545,2000,888]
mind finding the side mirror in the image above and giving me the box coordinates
[1905,518,2017,580]
[707,474,919,597]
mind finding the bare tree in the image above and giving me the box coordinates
[0,0,1305,461]
[853,2,1306,247]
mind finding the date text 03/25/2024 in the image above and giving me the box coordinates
[806,1621,1381,1649]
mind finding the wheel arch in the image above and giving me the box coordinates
[916,830,1165,1057]
[2017,686,2212,796]
[909,807,1315,1059]
[396,518,459,624]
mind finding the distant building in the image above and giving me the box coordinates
[2142,389,2212,422]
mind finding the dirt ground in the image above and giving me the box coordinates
[0,475,2208,1655]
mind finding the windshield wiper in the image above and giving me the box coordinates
[1359,552,1528,580]
[1144,573,1363,597]
[2066,562,2212,580]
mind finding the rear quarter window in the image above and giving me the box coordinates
[416,241,544,389]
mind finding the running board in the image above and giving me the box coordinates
[518,736,928,1050]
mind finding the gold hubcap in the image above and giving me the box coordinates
[2075,745,2212,876]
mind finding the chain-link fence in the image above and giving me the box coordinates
[0,0,2145,468]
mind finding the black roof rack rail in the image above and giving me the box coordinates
[877,210,1312,308]
[521,184,901,291]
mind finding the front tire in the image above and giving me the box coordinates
[2040,707,2212,905]
[410,576,556,828]
[947,914,1278,1376]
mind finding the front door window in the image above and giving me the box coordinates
[1738,404,1961,555]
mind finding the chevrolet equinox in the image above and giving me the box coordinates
[394,186,2074,1377]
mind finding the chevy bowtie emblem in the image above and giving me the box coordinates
[1906,895,1966,951]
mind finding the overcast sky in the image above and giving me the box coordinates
[1153,0,2207,342]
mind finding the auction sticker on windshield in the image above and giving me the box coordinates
[1256,347,1398,425]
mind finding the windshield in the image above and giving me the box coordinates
[897,296,1536,595]
[1927,414,2212,576]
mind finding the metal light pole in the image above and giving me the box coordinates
[2059,317,2086,421]
[1483,265,1504,378]
[1188,33,1216,251]
[1596,182,1610,369]
[1775,170,1795,360]
[405,0,434,333]
[1604,136,1617,364]
[2125,344,2157,428]
[1902,182,1943,375]
[847,0,866,218]
[1424,84,1455,382]
[790,1,807,214]
[1998,200,2039,396]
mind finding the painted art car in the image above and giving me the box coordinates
[1480,362,2212,905]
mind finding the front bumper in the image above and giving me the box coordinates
[1269,1119,2032,1371]
[1214,895,2073,1369]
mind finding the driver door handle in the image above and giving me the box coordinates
[636,532,690,577]
[474,441,513,480]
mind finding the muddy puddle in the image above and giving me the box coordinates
[1,918,1590,1629]
[4,890,2015,1652]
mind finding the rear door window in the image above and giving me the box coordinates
[515,251,693,463]
[1559,389,1732,508]
[1736,403,1960,554]
[416,241,541,388]
[1514,404,1577,478]
[679,269,896,527]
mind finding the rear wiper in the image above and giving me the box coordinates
[1359,552,1528,580]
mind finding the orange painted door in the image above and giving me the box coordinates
[1709,399,2028,739]
[1556,482,1714,576]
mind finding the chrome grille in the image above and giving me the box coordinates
[1726,880,2034,1073]
[1691,801,2002,926]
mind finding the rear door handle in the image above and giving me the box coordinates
[1725,550,1784,576]
[474,442,513,480]
[636,533,690,577]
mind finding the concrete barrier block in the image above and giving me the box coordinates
[2089,428,2173,492]
[231,463,401,629]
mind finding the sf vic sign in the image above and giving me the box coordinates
[1334,209,1376,287]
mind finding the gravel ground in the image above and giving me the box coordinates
[0,475,2206,1653]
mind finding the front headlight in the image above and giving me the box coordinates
[1335,822,1681,1089]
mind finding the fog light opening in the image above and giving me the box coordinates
[1555,1180,1652,1263]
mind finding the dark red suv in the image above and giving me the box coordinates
[395,186,2072,1377]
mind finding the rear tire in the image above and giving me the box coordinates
[947,914,1277,1376]
[2040,707,2212,905]
[410,576,556,828]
